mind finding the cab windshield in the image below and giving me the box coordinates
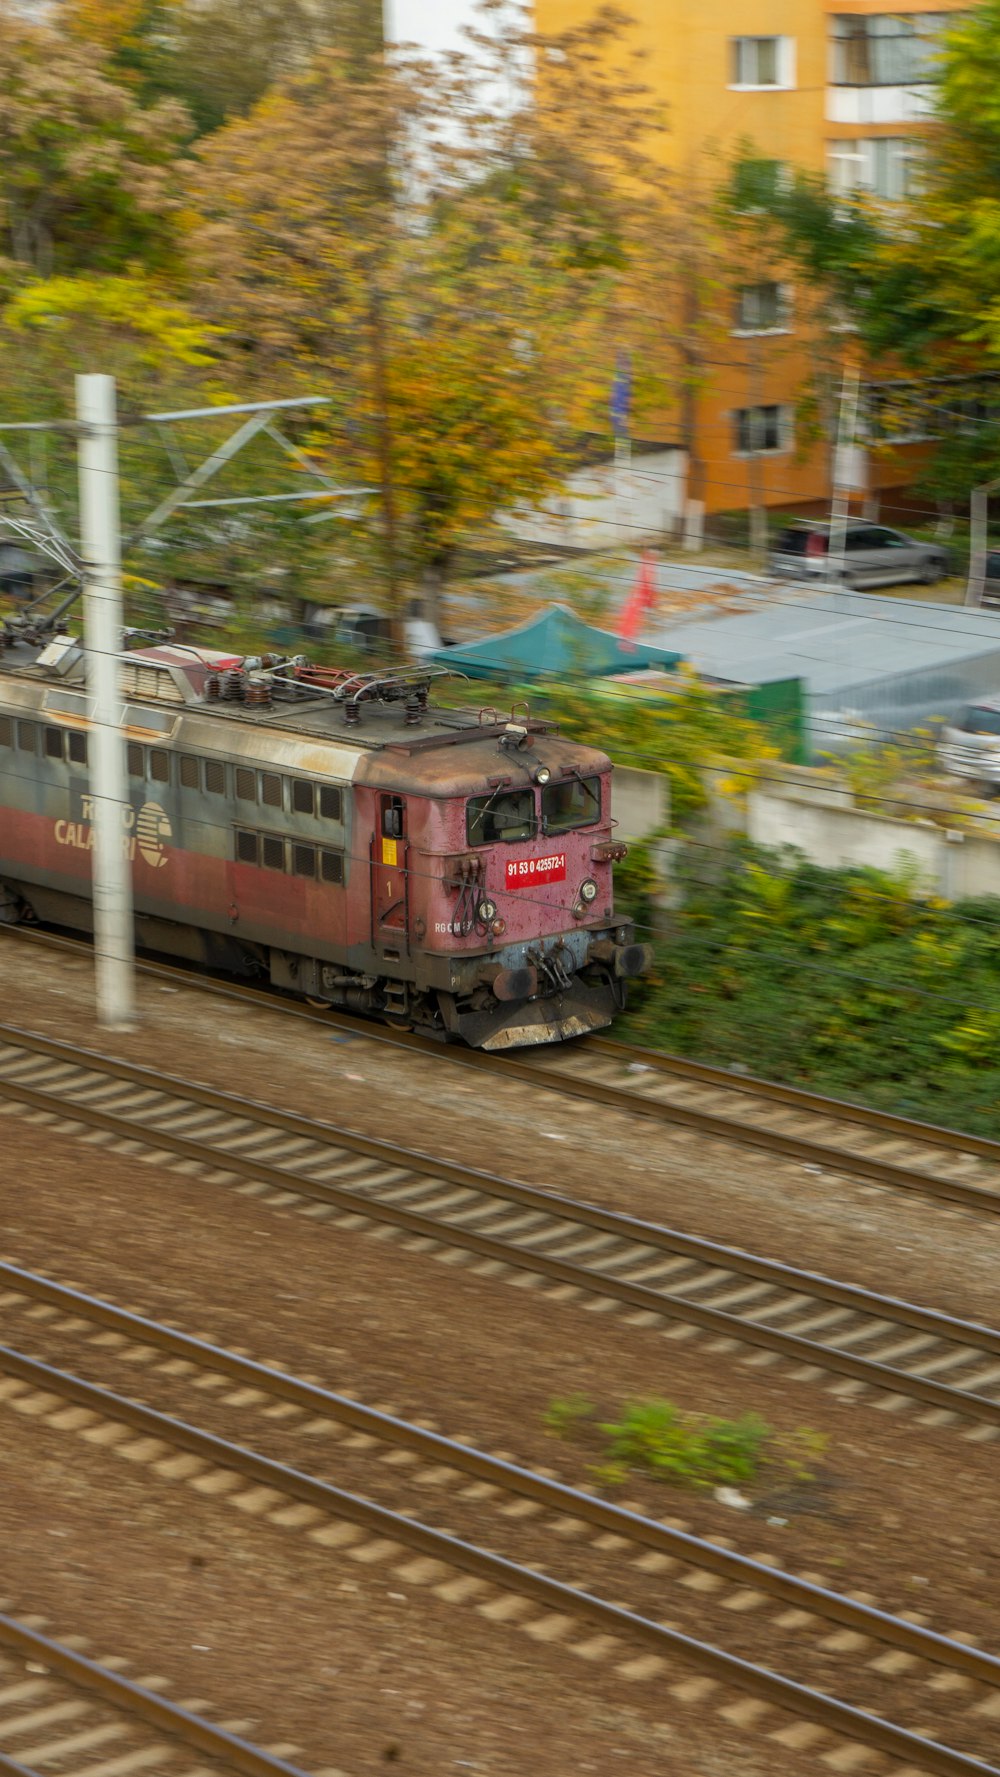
[542,775,601,835]
[467,788,536,845]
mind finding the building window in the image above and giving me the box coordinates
[828,137,919,200]
[734,282,791,333]
[831,15,946,87]
[68,731,88,766]
[730,36,795,89]
[733,405,791,454]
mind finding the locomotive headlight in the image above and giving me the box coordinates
[477,897,498,923]
[580,878,599,904]
[534,765,551,786]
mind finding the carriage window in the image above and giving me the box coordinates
[44,726,64,761]
[235,766,256,801]
[68,731,88,766]
[179,754,199,789]
[292,842,316,877]
[0,715,10,747]
[149,748,170,784]
[319,785,342,821]
[17,721,36,753]
[466,788,536,845]
[291,780,314,816]
[542,775,601,835]
[320,849,344,884]
[261,834,285,870]
[235,829,258,864]
[204,759,226,795]
[261,772,282,809]
[127,742,144,778]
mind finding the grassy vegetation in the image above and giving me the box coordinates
[544,1392,827,1495]
[622,839,1000,1137]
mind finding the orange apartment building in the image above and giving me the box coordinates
[534,0,966,528]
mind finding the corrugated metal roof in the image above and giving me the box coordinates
[652,589,1000,695]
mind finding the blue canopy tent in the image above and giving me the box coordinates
[431,604,683,681]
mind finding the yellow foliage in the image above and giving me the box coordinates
[61,0,149,53]
[3,276,218,366]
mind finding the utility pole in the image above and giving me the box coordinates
[829,359,862,586]
[76,373,135,1030]
[745,335,768,563]
[966,474,1000,607]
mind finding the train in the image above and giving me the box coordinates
[0,624,651,1050]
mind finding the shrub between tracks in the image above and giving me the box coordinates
[544,1394,828,1494]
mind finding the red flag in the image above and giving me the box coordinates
[618,549,657,648]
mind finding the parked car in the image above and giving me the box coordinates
[939,698,1000,791]
[770,520,951,590]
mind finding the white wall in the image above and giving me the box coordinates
[612,765,670,841]
[608,754,1000,899]
[505,450,688,551]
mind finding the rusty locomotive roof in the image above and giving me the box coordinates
[0,634,613,792]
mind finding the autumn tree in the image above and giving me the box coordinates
[0,3,191,279]
[61,0,383,134]
[187,3,676,627]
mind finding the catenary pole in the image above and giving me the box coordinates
[76,374,135,1029]
[966,474,1000,607]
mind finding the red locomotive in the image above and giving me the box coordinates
[0,628,650,1048]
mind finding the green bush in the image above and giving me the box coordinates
[622,839,1000,1136]
[543,1388,827,1494]
[598,1399,770,1490]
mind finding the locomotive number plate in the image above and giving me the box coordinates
[505,852,566,888]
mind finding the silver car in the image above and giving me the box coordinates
[771,521,951,590]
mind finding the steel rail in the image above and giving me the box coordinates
[6,926,999,1213]
[0,1615,311,1777]
[3,1256,998,1691]
[1,1342,997,1777]
[2,1017,997,1352]
[1,1034,999,1425]
[586,1034,1000,1162]
[435,1041,1000,1213]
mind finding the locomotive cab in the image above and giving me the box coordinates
[358,713,650,1049]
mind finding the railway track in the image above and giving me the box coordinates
[2,1260,999,1777]
[6,923,1000,1217]
[0,1613,313,1777]
[444,1037,1000,1216]
[1,1021,999,1434]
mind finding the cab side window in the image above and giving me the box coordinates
[382,795,404,839]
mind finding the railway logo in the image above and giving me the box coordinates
[54,796,172,865]
[136,801,172,868]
